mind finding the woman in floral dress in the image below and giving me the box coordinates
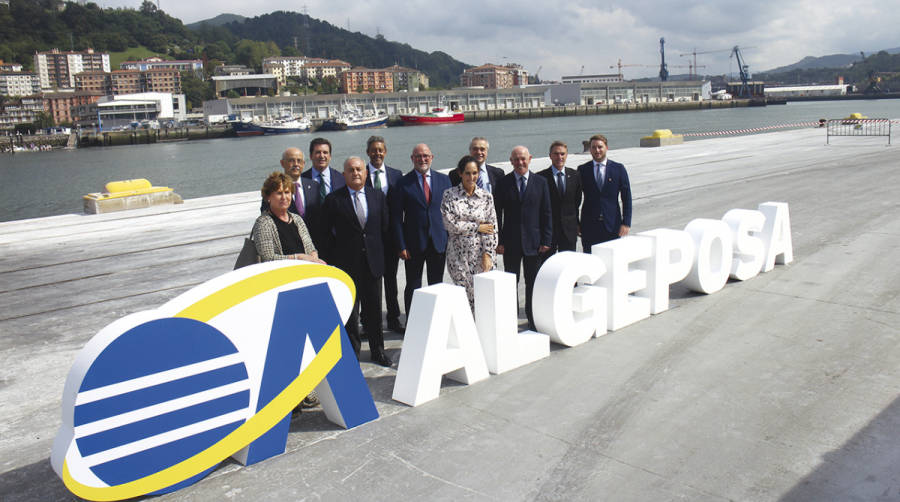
[440,155,498,310]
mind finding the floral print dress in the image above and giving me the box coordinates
[440,184,499,310]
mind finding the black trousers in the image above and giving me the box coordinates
[383,248,401,323]
[344,255,384,358]
[403,239,446,315]
[582,229,620,253]
[503,250,540,328]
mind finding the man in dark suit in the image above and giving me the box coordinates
[365,135,405,334]
[577,134,632,252]
[390,143,452,316]
[301,137,346,260]
[537,140,582,258]
[321,156,392,367]
[260,147,321,221]
[449,137,504,195]
[495,146,552,330]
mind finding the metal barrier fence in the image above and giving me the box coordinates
[826,118,892,145]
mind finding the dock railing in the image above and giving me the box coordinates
[826,118,891,145]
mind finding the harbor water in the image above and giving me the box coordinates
[1,99,898,222]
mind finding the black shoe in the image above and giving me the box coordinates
[370,349,393,367]
[387,320,405,334]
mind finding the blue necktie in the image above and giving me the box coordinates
[519,176,526,199]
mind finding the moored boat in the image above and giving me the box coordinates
[319,101,389,131]
[227,116,263,137]
[258,115,312,135]
[399,107,464,125]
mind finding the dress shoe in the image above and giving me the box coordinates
[387,320,405,334]
[370,349,393,367]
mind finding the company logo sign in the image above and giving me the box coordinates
[51,262,378,500]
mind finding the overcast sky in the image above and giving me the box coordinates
[96,0,897,80]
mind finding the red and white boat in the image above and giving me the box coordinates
[399,106,464,125]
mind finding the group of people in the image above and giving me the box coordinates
[250,133,632,369]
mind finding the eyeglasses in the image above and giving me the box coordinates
[412,154,432,159]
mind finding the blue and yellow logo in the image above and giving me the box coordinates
[51,262,378,500]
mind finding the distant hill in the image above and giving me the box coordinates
[186,13,247,29]
[200,10,471,88]
[762,47,900,74]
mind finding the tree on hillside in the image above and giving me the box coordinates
[234,39,280,71]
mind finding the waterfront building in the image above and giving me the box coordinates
[33,48,110,90]
[0,72,41,96]
[0,96,45,130]
[73,69,182,95]
[460,64,528,89]
[561,74,623,84]
[72,92,187,129]
[726,81,766,98]
[215,64,253,76]
[763,84,849,98]
[43,91,104,125]
[119,57,203,76]
[211,74,279,97]
[209,80,709,122]
[384,64,429,91]
[340,67,394,94]
[0,60,24,72]
[300,60,351,82]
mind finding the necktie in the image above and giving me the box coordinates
[319,174,328,200]
[294,181,304,217]
[476,175,484,189]
[556,171,564,195]
[596,163,604,189]
[353,191,366,227]
[519,176,526,199]
[374,169,383,191]
[422,172,431,205]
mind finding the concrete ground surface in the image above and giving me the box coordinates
[0,126,898,501]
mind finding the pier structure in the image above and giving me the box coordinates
[1,126,898,500]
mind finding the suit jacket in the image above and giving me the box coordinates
[366,164,403,252]
[577,159,632,240]
[322,186,388,278]
[495,171,552,256]
[300,166,346,194]
[449,163,504,194]
[259,177,321,220]
[537,166,582,247]
[390,169,452,254]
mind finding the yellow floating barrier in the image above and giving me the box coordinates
[640,129,684,147]
[83,178,182,214]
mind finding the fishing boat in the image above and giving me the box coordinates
[318,101,389,131]
[257,115,312,135]
[227,116,263,137]
[399,106,464,125]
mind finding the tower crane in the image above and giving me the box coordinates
[679,47,732,77]
[669,63,706,80]
[609,59,650,80]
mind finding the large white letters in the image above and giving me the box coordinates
[591,237,653,331]
[758,202,794,271]
[533,252,607,345]
[391,201,794,408]
[722,209,766,280]
[475,271,550,374]
[392,284,489,407]
[637,229,695,314]
[681,219,734,294]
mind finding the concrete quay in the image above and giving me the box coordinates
[0,126,898,501]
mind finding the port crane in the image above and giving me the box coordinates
[659,37,669,82]
[669,64,706,79]
[731,46,752,97]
